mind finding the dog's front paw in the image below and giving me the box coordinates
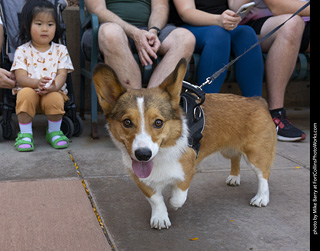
[169,188,188,210]
[147,194,171,229]
[150,213,171,230]
[226,175,240,186]
[250,193,269,207]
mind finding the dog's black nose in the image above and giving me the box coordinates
[135,148,152,161]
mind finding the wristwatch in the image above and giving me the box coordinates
[148,26,161,35]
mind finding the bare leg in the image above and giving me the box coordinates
[148,28,195,88]
[47,114,63,122]
[98,23,141,89]
[46,114,67,146]
[258,15,304,110]
[16,112,33,150]
[18,112,32,124]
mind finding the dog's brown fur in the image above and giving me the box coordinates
[198,93,275,179]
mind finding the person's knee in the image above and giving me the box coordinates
[176,28,195,46]
[182,28,196,54]
[16,87,38,107]
[98,23,127,50]
[16,88,38,117]
[168,28,195,59]
[17,87,36,97]
[204,26,230,51]
[235,25,257,40]
[280,15,304,43]
[41,92,65,116]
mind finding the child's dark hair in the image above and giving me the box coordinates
[18,0,62,45]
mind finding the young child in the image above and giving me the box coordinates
[11,0,74,152]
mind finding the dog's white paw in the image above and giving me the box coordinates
[226,175,240,186]
[150,213,171,230]
[250,193,269,207]
[148,194,172,229]
[169,188,188,210]
[250,178,269,207]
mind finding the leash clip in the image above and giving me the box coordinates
[199,77,213,89]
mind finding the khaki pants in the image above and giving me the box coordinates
[16,87,68,118]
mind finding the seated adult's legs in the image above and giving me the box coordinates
[183,25,231,93]
[230,25,263,97]
[259,15,306,141]
[98,23,142,89]
[147,27,195,88]
[259,15,304,110]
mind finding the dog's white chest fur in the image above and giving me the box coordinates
[143,148,185,189]
[112,96,189,188]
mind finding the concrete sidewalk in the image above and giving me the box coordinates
[0,108,310,250]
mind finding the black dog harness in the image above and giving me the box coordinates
[180,81,206,156]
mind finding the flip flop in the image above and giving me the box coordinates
[46,129,69,149]
[15,132,34,152]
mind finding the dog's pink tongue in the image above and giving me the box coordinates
[132,160,153,178]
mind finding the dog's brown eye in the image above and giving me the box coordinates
[154,119,163,129]
[123,119,133,128]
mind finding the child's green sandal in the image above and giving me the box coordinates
[46,129,69,149]
[15,132,34,152]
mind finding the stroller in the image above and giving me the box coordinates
[0,0,83,140]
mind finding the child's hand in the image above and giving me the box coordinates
[44,79,59,92]
[37,76,55,95]
[38,76,52,88]
[37,70,67,95]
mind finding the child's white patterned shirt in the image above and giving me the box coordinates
[11,41,74,95]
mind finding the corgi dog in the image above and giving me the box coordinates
[93,59,277,230]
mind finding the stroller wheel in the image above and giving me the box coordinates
[73,114,84,137]
[1,120,17,140]
[61,116,74,138]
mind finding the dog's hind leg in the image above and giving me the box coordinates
[226,153,241,186]
[245,154,271,207]
[221,150,241,186]
[249,165,270,207]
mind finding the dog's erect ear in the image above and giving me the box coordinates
[93,63,126,115]
[159,58,187,106]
